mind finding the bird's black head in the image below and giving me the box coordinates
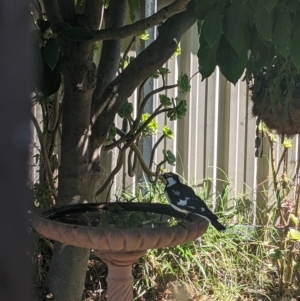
[162,172,180,185]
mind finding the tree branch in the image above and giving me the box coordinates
[79,0,105,30]
[90,0,197,156]
[91,0,127,111]
[57,0,76,24]
[91,0,191,42]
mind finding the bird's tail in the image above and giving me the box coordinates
[211,219,226,231]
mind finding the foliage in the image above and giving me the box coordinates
[256,122,300,294]
[196,0,300,84]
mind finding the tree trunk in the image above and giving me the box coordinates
[46,41,97,301]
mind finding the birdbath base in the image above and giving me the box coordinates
[94,250,147,301]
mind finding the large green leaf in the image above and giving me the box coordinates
[76,0,86,14]
[59,27,94,41]
[291,24,300,70]
[250,32,275,72]
[38,63,61,97]
[261,0,277,14]
[42,38,60,71]
[128,0,140,22]
[236,1,257,25]
[198,33,217,79]
[194,0,218,20]
[254,7,273,41]
[202,5,222,48]
[223,4,244,56]
[217,35,247,84]
[274,9,292,58]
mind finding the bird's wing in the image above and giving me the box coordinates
[176,195,219,220]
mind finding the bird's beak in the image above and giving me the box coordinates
[159,174,167,183]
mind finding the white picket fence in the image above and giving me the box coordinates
[107,23,300,224]
[31,19,300,223]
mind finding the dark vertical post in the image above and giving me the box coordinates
[0,1,32,300]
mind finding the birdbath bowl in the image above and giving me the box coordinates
[32,203,208,301]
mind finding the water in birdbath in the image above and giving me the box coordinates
[47,203,191,229]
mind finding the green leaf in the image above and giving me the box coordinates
[237,1,257,25]
[287,0,298,12]
[107,123,117,142]
[76,0,86,14]
[270,248,283,260]
[163,150,176,166]
[118,100,134,119]
[290,214,299,226]
[42,38,60,71]
[194,0,218,20]
[198,33,217,80]
[202,5,222,48]
[128,0,140,22]
[261,0,277,14]
[178,73,190,94]
[173,44,181,57]
[217,35,247,84]
[291,24,300,70]
[223,4,245,56]
[254,7,272,42]
[159,94,172,107]
[167,98,187,121]
[137,30,149,41]
[283,138,293,148]
[158,67,170,76]
[274,9,292,58]
[59,27,94,41]
[288,229,300,242]
[38,63,61,97]
[250,32,275,72]
[140,113,158,136]
[162,126,174,139]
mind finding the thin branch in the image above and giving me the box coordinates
[268,135,286,226]
[133,84,178,131]
[30,113,57,199]
[130,143,156,177]
[149,135,164,169]
[47,104,63,160]
[127,147,136,177]
[91,0,191,42]
[276,148,288,175]
[122,35,136,61]
[95,151,125,196]
[105,106,170,152]
[138,77,150,105]
[48,88,61,132]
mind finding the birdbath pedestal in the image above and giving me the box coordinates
[32,203,208,301]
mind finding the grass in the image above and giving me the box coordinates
[32,136,300,301]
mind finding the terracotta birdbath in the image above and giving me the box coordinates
[31,202,208,301]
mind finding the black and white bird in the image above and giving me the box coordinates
[162,172,226,231]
